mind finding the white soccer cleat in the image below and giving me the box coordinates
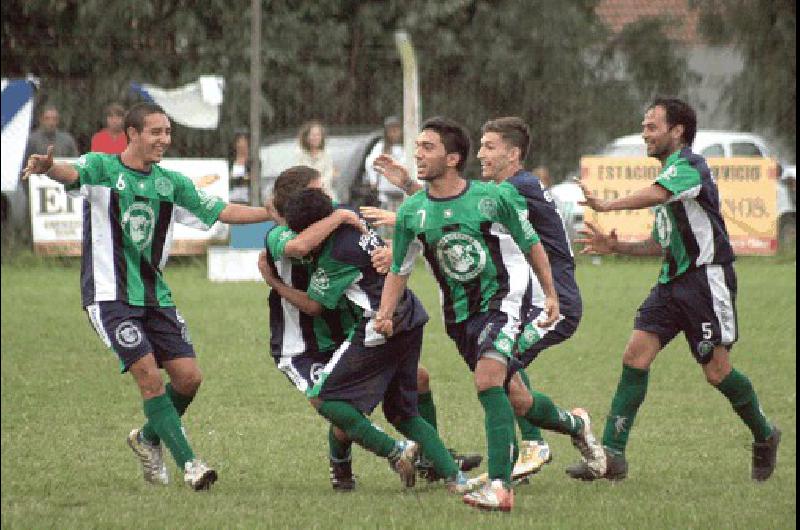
[512,440,552,481]
[127,428,169,485]
[462,479,514,512]
[183,458,218,491]
[570,408,607,477]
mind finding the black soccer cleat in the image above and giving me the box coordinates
[752,426,781,482]
[329,459,356,492]
[566,449,628,482]
[417,448,483,482]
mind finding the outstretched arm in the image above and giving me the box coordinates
[282,208,365,258]
[22,145,78,185]
[257,251,323,316]
[373,154,422,195]
[219,203,274,224]
[576,220,661,256]
[576,179,670,212]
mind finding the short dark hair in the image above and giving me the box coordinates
[124,102,167,137]
[285,188,334,233]
[272,166,321,217]
[481,117,531,162]
[420,117,471,172]
[649,97,697,146]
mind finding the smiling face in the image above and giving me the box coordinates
[128,112,171,165]
[477,131,517,182]
[642,105,682,162]
[415,129,450,182]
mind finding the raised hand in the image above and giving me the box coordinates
[359,206,396,227]
[22,145,54,180]
[373,154,411,190]
[575,177,610,212]
[370,245,392,274]
[576,220,617,255]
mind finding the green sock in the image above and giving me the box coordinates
[328,425,353,462]
[417,391,438,432]
[142,393,195,469]
[524,390,584,436]
[477,386,516,484]
[395,416,459,480]
[516,370,545,442]
[715,369,773,442]
[318,400,396,458]
[141,383,195,444]
[602,364,649,455]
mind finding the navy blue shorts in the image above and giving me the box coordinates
[516,307,581,367]
[274,350,336,395]
[85,301,195,373]
[634,263,738,364]
[311,325,423,424]
[445,310,523,377]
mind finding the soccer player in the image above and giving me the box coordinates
[21,102,275,490]
[475,117,583,481]
[261,187,472,494]
[568,97,781,481]
[373,117,605,512]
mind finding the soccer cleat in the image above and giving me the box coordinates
[444,471,475,495]
[183,459,218,491]
[566,449,628,481]
[388,440,420,488]
[418,448,483,482]
[329,459,356,491]
[512,440,552,481]
[462,479,514,512]
[127,428,169,485]
[569,408,607,478]
[752,426,781,481]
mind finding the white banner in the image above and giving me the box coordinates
[130,76,224,129]
[29,158,230,256]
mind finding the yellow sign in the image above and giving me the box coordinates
[580,156,780,255]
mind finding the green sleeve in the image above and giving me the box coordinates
[307,252,361,310]
[496,181,540,254]
[389,202,420,275]
[67,152,105,191]
[172,171,226,226]
[266,225,297,260]
[656,159,702,201]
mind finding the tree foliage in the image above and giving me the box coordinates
[3,0,699,177]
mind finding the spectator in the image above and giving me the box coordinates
[90,103,128,154]
[25,104,79,159]
[533,165,552,189]
[365,116,407,212]
[228,131,251,205]
[296,120,338,201]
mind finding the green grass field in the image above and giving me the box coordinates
[2,254,796,529]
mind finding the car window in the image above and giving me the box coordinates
[730,142,764,157]
[700,144,724,157]
[600,144,646,157]
[260,141,298,179]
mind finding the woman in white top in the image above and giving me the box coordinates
[228,131,251,204]
[296,120,338,201]
[364,116,407,212]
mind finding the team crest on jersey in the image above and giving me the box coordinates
[75,155,88,168]
[358,228,382,253]
[155,176,174,196]
[654,207,672,248]
[309,363,325,384]
[436,232,487,281]
[122,203,156,250]
[494,334,513,355]
[310,268,330,293]
[478,198,498,219]
[115,321,143,348]
[660,165,677,180]
[697,340,714,356]
[197,190,218,210]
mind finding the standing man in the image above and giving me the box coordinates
[25,104,79,159]
[91,103,128,154]
[568,97,780,482]
[22,102,275,491]
[476,117,583,482]
[374,117,605,512]
[262,187,472,494]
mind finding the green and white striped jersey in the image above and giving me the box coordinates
[390,179,540,324]
[66,152,225,307]
[652,148,735,283]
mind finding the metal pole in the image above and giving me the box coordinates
[249,0,262,206]
[394,31,420,179]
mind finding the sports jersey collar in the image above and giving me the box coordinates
[426,178,471,202]
[118,155,155,177]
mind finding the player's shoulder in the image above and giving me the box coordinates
[328,225,380,267]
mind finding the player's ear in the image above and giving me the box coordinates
[445,152,461,169]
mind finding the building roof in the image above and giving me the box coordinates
[596,0,703,45]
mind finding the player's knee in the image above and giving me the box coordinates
[416,366,430,393]
[510,391,533,416]
[173,368,203,396]
[332,425,350,443]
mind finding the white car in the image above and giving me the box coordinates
[554,131,796,249]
